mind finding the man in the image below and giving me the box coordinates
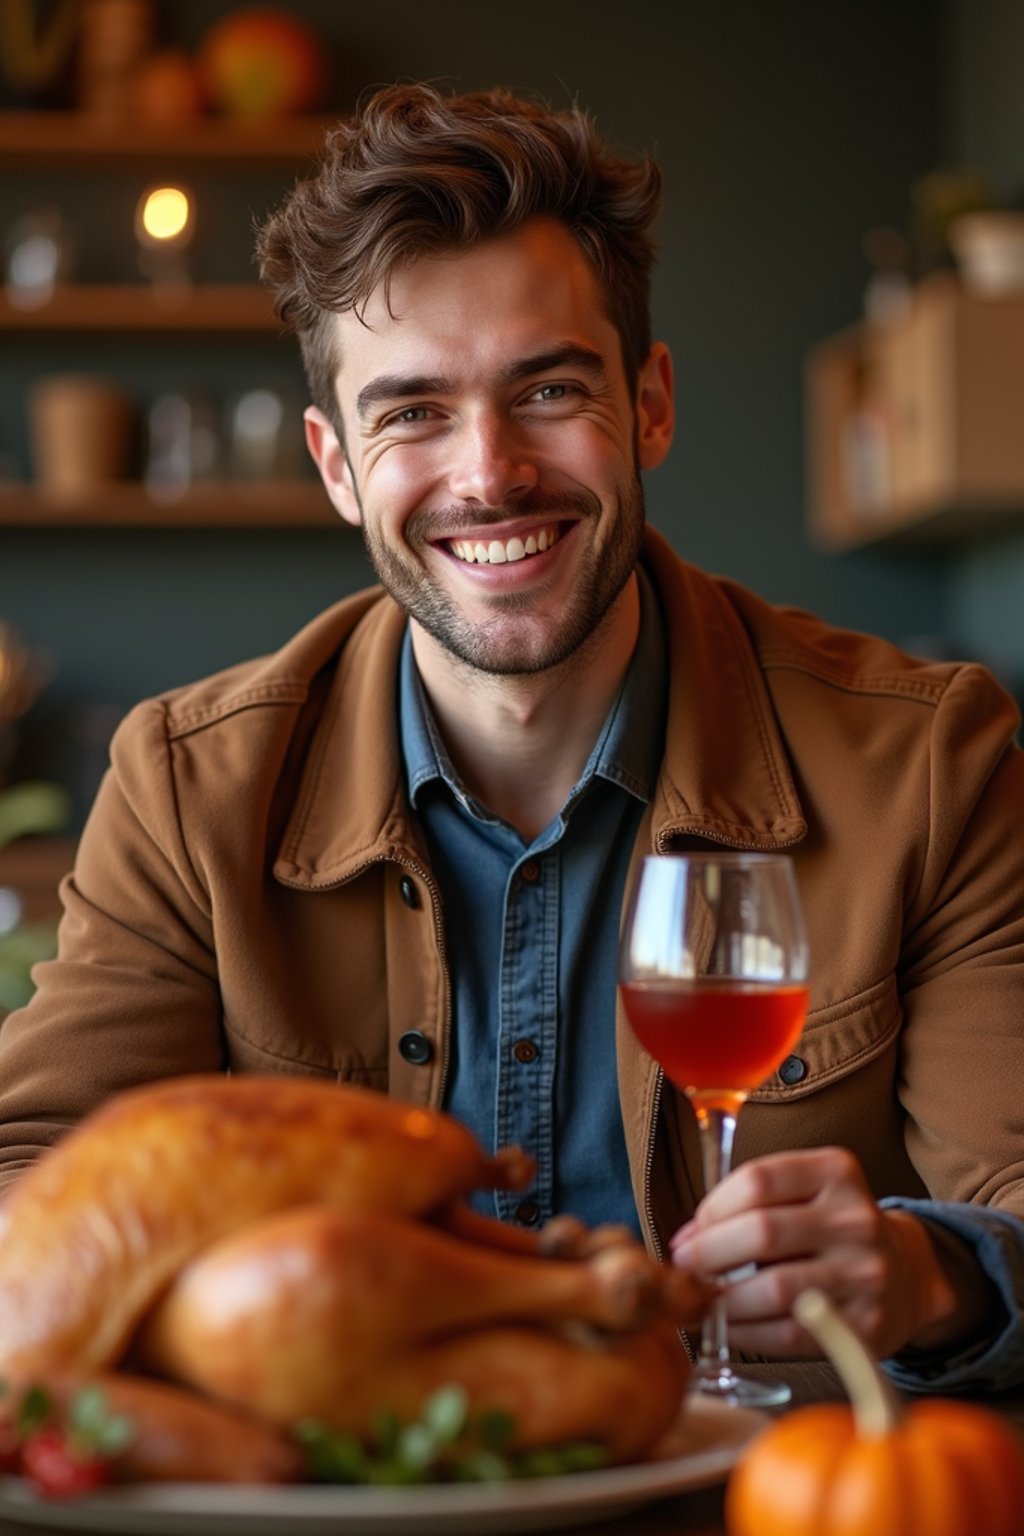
[1,85,1021,1391]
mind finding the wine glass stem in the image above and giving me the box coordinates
[693,1102,737,1375]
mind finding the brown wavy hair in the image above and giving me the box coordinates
[256,83,662,428]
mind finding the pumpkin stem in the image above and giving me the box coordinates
[793,1288,903,1437]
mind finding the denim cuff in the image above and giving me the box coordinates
[879,1198,1024,1394]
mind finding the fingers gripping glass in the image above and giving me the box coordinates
[619,853,810,1409]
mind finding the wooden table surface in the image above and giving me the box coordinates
[577,1361,1024,1536]
[0,1361,1019,1536]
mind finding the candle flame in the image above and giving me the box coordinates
[139,187,192,244]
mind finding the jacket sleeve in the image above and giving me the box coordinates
[881,1200,1024,1393]
[896,662,1024,1220]
[0,700,225,1190]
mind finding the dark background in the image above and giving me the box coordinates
[2,0,1023,823]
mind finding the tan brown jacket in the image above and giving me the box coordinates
[2,529,1022,1257]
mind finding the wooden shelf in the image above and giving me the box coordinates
[0,836,77,922]
[0,111,336,168]
[0,481,337,528]
[0,286,282,333]
[0,111,336,536]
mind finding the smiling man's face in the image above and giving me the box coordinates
[306,217,673,677]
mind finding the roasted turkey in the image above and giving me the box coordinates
[0,1076,708,1481]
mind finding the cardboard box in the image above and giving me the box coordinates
[806,274,1024,547]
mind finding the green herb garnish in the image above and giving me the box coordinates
[294,1386,606,1486]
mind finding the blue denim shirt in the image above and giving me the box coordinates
[399,576,666,1234]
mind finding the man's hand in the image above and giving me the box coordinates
[669,1147,959,1359]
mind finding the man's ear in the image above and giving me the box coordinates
[304,406,361,527]
[635,343,675,471]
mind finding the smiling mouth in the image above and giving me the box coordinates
[448,525,563,565]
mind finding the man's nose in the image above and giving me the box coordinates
[446,414,539,506]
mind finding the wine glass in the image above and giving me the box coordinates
[619,852,810,1408]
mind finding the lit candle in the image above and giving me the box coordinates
[135,184,195,296]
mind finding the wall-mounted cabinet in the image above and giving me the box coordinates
[806,274,1024,549]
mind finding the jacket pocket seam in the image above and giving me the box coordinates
[225,1016,388,1080]
[759,650,947,705]
[167,683,309,738]
[750,977,900,1102]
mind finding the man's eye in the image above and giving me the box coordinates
[527,382,582,406]
[379,405,437,430]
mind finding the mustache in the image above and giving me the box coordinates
[406,490,599,543]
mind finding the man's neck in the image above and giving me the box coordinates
[411,579,641,842]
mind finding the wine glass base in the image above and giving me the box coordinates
[690,1366,792,1409]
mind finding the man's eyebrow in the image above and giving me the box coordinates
[498,345,607,385]
[355,374,456,421]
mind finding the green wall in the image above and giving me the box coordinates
[941,0,1024,693]
[3,0,957,819]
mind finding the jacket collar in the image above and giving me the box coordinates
[274,593,416,888]
[642,525,807,851]
[274,528,806,886]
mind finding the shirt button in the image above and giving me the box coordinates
[398,875,420,909]
[512,1039,539,1064]
[515,1200,540,1225]
[778,1054,808,1085]
[397,1030,433,1065]
[519,860,540,885]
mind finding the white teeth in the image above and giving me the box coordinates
[450,526,560,564]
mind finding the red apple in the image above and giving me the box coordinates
[197,8,327,119]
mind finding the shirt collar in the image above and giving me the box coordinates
[273,528,806,892]
[399,569,667,818]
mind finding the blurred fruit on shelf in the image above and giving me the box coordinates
[196,7,327,120]
[130,48,205,126]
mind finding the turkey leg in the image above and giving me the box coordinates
[136,1205,708,1450]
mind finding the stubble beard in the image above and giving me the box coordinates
[353,477,647,677]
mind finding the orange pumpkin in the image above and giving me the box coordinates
[726,1290,1024,1536]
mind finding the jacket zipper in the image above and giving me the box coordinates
[641,1066,697,1364]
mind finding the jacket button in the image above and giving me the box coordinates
[778,1054,808,1085]
[398,1030,433,1065]
[399,875,420,909]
